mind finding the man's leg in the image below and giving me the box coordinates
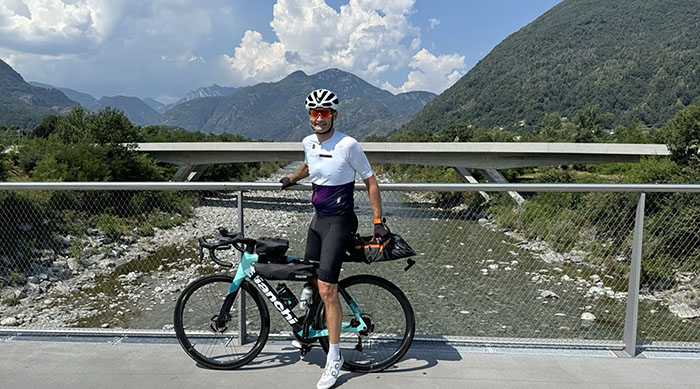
[317,280,343,389]
[316,214,354,389]
[318,281,341,344]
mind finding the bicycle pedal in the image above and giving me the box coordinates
[291,339,315,356]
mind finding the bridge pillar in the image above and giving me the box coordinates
[453,167,490,202]
[171,164,209,182]
[479,168,525,205]
[453,167,525,205]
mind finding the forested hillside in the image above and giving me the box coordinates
[403,0,700,133]
[0,60,77,127]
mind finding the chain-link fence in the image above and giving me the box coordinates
[0,182,698,352]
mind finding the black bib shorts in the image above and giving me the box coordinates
[304,212,358,284]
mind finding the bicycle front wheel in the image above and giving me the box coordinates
[316,274,415,372]
[174,274,270,369]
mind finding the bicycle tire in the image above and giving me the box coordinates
[316,274,415,372]
[174,274,270,369]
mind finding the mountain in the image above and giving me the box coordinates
[30,81,164,125]
[29,81,97,108]
[159,96,225,130]
[176,84,238,105]
[0,59,77,127]
[143,97,168,113]
[91,96,162,126]
[402,0,700,133]
[161,68,436,140]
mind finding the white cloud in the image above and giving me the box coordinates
[226,30,294,82]
[0,0,467,98]
[223,0,425,87]
[222,0,464,94]
[0,0,112,54]
[428,18,440,30]
[0,0,236,98]
[382,48,465,94]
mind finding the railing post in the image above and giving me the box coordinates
[623,192,646,357]
[236,190,246,345]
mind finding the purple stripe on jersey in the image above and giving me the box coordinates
[312,182,355,216]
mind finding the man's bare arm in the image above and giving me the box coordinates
[290,163,309,183]
[363,174,382,221]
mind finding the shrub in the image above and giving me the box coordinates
[96,214,132,241]
[7,272,26,286]
[1,297,19,306]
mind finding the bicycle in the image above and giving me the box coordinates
[173,228,416,372]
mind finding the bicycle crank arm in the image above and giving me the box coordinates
[300,320,366,339]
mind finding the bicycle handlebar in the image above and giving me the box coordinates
[198,229,257,268]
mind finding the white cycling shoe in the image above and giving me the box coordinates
[316,356,343,389]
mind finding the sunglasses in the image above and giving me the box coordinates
[309,109,334,119]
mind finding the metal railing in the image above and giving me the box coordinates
[0,182,699,357]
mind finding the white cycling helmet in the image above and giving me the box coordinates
[305,89,339,111]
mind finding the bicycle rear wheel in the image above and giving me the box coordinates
[174,274,270,369]
[316,274,415,372]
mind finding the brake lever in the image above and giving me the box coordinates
[209,247,234,268]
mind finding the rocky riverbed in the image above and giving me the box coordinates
[0,167,313,329]
[477,217,700,321]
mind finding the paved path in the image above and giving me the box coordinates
[1,336,699,388]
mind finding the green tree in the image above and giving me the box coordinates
[0,138,8,181]
[663,100,700,166]
[573,105,614,143]
[31,115,60,139]
[610,120,649,144]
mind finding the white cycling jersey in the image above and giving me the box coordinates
[302,130,373,215]
[302,130,373,185]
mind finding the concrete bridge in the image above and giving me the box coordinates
[135,142,669,169]
[136,142,670,204]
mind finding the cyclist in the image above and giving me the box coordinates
[280,88,389,389]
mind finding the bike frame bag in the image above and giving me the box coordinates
[253,262,315,281]
[255,236,289,263]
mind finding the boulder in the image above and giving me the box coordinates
[540,290,560,299]
[67,258,81,271]
[668,303,700,319]
[1,317,19,326]
[581,312,596,321]
[1,287,26,300]
[24,283,41,295]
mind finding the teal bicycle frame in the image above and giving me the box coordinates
[225,251,369,339]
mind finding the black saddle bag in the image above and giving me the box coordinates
[350,233,416,264]
[255,236,289,263]
[253,262,316,281]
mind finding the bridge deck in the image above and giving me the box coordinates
[1,335,698,388]
[136,142,670,169]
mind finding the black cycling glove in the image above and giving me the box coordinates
[279,177,295,190]
[373,217,390,240]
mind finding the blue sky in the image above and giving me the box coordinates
[0,0,562,103]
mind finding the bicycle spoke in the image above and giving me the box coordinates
[174,275,270,369]
[318,275,415,372]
